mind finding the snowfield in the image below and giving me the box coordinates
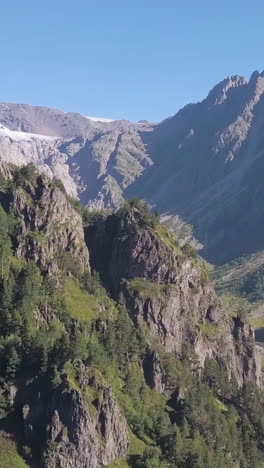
[0,125,59,142]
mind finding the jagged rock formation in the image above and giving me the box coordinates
[87,206,261,387]
[0,171,89,274]
[22,366,128,468]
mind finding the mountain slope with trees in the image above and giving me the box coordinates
[0,164,263,467]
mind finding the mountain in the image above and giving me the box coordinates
[128,71,264,265]
[0,102,154,209]
[1,72,264,267]
[0,165,263,467]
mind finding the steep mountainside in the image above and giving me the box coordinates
[212,251,264,300]
[128,71,264,264]
[1,72,264,265]
[86,201,260,387]
[0,166,264,467]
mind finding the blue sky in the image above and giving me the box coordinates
[0,1,263,122]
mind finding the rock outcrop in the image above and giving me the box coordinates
[22,365,128,468]
[142,351,175,395]
[88,206,261,387]
[1,173,89,274]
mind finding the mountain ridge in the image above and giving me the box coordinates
[1,71,264,265]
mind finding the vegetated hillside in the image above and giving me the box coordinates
[211,253,264,335]
[2,71,264,267]
[0,163,263,468]
[212,251,264,302]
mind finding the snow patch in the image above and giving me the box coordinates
[85,116,114,123]
[0,125,59,142]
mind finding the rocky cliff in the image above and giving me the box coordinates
[0,169,89,274]
[87,203,260,387]
[0,164,129,468]
[22,365,128,468]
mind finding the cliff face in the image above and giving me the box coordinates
[22,365,128,468]
[88,206,261,387]
[2,174,89,274]
[121,281,259,387]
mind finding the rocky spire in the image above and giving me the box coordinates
[206,75,247,105]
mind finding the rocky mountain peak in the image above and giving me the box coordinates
[249,69,264,81]
[206,75,247,105]
[248,69,264,98]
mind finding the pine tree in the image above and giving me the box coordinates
[5,346,20,379]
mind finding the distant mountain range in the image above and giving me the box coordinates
[1,70,264,266]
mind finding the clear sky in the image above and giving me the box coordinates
[0,0,263,122]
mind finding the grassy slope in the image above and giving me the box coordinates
[211,254,264,336]
[0,434,29,468]
[64,277,99,320]
[107,432,147,468]
[155,224,182,255]
[212,251,264,298]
